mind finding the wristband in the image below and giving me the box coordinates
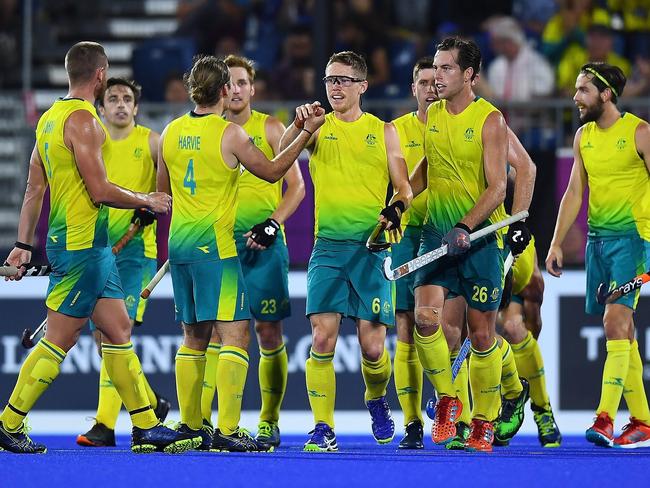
[302,128,313,136]
[454,222,472,233]
[393,200,405,213]
[15,241,33,252]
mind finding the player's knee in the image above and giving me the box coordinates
[469,328,494,351]
[414,306,441,336]
[502,318,526,344]
[441,321,462,350]
[359,339,384,362]
[255,321,283,349]
[311,328,336,354]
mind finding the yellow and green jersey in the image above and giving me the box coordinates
[580,112,650,239]
[392,111,427,227]
[105,125,157,258]
[36,98,111,251]
[234,110,283,238]
[310,112,389,242]
[163,112,239,263]
[424,97,506,237]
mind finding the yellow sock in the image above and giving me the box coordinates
[512,331,550,409]
[362,348,392,402]
[394,341,423,425]
[469,340,502,421]
[499,339,522,400]
[623,340,650,423]
[175,345,206,430]
[451,351,471,425]
[259,343,288,424]
[201,342,221,425]
[414,326,454,397]
[101,342,158,429]
[216,346,249,435]
[95,358,122,429]
[305,350,336,427]
[596,339,631,421]
[0,339,65,431]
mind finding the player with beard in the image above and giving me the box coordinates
[547,62,650,449]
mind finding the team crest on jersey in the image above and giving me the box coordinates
[250,135,263,147]
[134,147,143,158]
[464,128,474,141]
[616,138,627,150]
[405,140,421,148]
[382,301,391,314]
[324,132,338,141]
[365,133,377,146]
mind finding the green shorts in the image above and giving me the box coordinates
[392,225,421,312]
[46,246,124,318]
[170,257,251,324]
[307,238,395,326]
[413,226,504,312]
[237,237,291,322]
[585,235,644,315]
[88,247,157,330]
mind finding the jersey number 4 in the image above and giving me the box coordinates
[184,158,197,195]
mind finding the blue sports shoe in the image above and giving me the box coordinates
[426,392,438,420]
[303,423,338,452]
[366,396,395,444]
[175,422,213,451]
[0,421,47,454]
[131,423,200,454]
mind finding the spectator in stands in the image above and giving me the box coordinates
[556,23,631,95]
[269,25,315,100]
[164,72,190,104]
[0,0,19,87]
[625,54,650,97]
[176,0,246,55]
[541,0,610,64]
[484,16,555,102]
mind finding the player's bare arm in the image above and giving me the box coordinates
[634,121,650,171]
[148,130,160,169]
[66,110,171,214]
[156,128,171,196]
[545,127,588,277]
[459,110,508,230]
[279,102,322,151]
[266,117,305,224]
[3,145,48,280]
[506,126,536,215]
[228,103,324,182]
[409,156,428,199]
[378,122,413,236]
[244,116,306,250]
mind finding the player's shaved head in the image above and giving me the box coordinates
[65,41,108,85]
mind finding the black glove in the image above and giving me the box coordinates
[249,218,281,247]
[380,201,405,230]
[499,267,514,311]
[506,220,531,256]
[442,223,471,256]
[132,208,156,227]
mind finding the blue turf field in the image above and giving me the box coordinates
[3,435,648,487]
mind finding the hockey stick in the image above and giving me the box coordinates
[21,318,47,349]
[366,222,390,252]
[450,251,515,380]
[596,269,650,305]
[111,221,141,254]
[0,263,51,277]
[140,260,170,299]
[382,211,528,281]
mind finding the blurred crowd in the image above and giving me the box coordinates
[2,0,650,102]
